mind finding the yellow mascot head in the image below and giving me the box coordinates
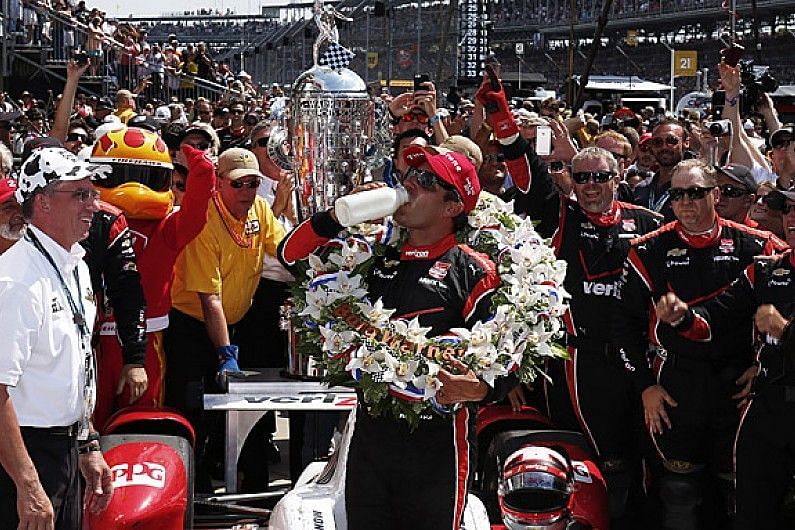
[90,126,175,220]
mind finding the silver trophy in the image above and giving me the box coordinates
[288,0,390,222]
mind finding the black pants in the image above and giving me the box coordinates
[734,384,795,529]
[346,406,475,530]
[164,308,227,492]
[235,277,290,369]
[0,428,80,530]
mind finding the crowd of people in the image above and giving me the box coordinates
[0,35,792,530]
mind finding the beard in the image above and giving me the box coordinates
[0,222,24,241]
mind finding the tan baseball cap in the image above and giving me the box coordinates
[217,148,264,181]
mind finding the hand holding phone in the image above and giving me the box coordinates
[536,125,552,156]
[414,73,430,93]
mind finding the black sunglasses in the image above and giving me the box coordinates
[572,171,615,184]
[67,132,87,142]
[402,167,461,201]
[669,186,715,201]
[718,184,750,198]
[483,153,505,163]
[184,141,210,151]
[173,180,186,192]
[651,136,681,148]
[762,192,795,213]
[229,178,261,189]
[254,137,270,148]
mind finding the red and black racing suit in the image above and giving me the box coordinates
[674,250,794,529]
[278,211,510,530]
[81,202,147,408]
[614,217,779,527]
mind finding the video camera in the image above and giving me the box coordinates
[740,60,778,114]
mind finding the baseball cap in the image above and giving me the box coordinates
[763,188,795,211]
[16,148,111,202]
[115,89,137,104]
[180,124,213,144]
[21,136,64,161]
[770,126,794,148]
[0,178,18,203]
[402,144,480,213]
[154,105,172,123]
[717,163,758,194]
[217,148,264,181]
[95,97,114,111]
[436,135,483,171]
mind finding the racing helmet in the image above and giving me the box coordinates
[499,445,574,530]
[90,126,174,220]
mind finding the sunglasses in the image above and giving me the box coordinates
[231,109,245,115]
[669,186,715,201]
[52,188,100,203]
[549,160,568,172]
[718,184,750,198]
[173,180,186,192]
[484,153,505,163]
[572,171,615,184]
[402,167,461,200]
[67,132,87,142]
[762,192,795,213]
[229,178,261,189]
[651,136,681,148]
[254,137,270,148]
[401,112,430,124]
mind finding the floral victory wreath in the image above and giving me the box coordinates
[290,193,569,428]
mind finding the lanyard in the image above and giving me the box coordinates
[647,185,670,214]
[213,193,253,248]
[26,230,96,438]
[26,230,89,339]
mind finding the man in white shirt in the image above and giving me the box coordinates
[0,148,113,529]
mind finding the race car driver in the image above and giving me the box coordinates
[278,146,512,530]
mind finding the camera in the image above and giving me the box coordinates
[740,61,778,113]
[705,119,732,137]
[73,51,89,66]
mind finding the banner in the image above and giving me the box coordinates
[674,50,698,76]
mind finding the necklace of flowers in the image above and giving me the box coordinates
[289,193,570,428]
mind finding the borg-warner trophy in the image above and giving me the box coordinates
[280,0,390,378]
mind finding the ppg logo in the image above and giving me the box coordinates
[111,462,167,489]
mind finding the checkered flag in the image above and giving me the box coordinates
[319,42,355,71]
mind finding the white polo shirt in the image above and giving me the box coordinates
[0,225,96,427]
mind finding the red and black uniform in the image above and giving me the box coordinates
[677,251,794,529]
[496,133,560,239]
[81,202,147,407]
[543,197,661,527]
[615,218,777,528]
[279,211,508,530]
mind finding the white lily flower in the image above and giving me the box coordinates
[299,287,329,320]
[326,271,368,301]
[356,298,396,327]
[392,317,432,346]
[307,254,327,277]
[346,345,383,374]
[450,321,497,352]
[381,351,419,387]
[319,324,358,355]
[476,351,508,387]
[328,239,372,271]
[412,363,442,398]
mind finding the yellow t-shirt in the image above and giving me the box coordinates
[171,193,285,325]
[114,107,137,125]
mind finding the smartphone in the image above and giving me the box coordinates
[721,44,745,68]
[73,51,89,66]
[414,73,430,92]
[536,125,552,156]
[711,90,726,119]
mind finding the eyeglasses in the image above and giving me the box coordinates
[571,171,615,184]
[718,184,750,198]
[67,133,87,143]
[254,137,270,148]
[401,112,430,124]
[173,180,186,192]
[402,167,461,201]
[651,136,681,148]
[229,178,261,189]
[669,186,715,201]
[52,188,100,203]
[483,153,505,163]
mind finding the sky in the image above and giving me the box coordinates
[91,0,291,19]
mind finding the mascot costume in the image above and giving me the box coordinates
[90,126,216,430]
